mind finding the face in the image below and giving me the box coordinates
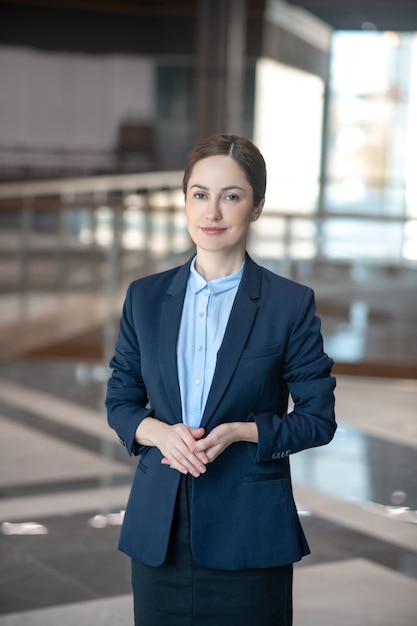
[185,155,264,259]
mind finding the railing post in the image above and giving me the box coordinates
[143,191,152,264]
[57,200,69,297]
[90,205,101,290]
[17,202,32,318]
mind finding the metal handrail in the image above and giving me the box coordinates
[0,170,184,200]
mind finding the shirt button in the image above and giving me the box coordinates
[195,379,201,385]
[199,312,204,317]
[198,345,203,351]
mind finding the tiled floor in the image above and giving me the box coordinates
[0,363,416,625]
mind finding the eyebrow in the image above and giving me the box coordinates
[190,184,245,192]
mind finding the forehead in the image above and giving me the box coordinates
[188,155,249,186]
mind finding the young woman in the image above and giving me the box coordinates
[106,134,336,625]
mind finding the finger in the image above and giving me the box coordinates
[196,449,209,464]
[190,427,205,440]
[173,429,207,468]
[160,425,207,475]
[164,443,207,476]
[161,455,206,477]
[194,431,217,453]
[171,425,204,451]
[161,457,188,474]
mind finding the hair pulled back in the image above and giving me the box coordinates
[183,134,266,207]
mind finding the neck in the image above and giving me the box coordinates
[194,250,245,282]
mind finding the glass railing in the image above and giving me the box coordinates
[0,172,416,375]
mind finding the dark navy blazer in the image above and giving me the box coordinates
[106,254,336,570]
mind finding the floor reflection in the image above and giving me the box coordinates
[0,360,416,519]
[291,423,417,511]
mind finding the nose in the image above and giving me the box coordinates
[205,198,222,222]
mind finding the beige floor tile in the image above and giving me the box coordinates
[294,558,417,626]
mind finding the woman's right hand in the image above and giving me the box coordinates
[135,418,208,477]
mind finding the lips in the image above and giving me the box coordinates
[200,227,226,235]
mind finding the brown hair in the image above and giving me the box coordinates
[183,134,266,207]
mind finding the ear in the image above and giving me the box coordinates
[252,198,265,221]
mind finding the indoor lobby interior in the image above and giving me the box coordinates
[0,1,417,625]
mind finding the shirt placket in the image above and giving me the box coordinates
[188,287,210,425]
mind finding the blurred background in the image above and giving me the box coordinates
[0,1,416,624]
[0,0,416,376]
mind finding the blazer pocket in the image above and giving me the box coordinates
[243,471,288,482]
[241,343,281,359]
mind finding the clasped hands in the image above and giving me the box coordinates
[160,423,236,478]
[135,418,258,478]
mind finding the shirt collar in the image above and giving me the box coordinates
[189,256,244,295]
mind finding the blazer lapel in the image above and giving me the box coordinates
[201,256,262,429]
[158,260,191,421]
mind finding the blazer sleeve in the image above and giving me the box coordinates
[254,286,336,463]
[105,282,153,456]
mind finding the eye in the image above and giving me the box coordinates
[224,193,239,201]
[193,192,206,199]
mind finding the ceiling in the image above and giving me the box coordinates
[287,0,417,31]
[1,0,417,31]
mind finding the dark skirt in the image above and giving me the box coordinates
[131,474,293,626]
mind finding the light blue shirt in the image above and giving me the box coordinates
[177,258,244,428]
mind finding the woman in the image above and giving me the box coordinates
[106,134,336,625]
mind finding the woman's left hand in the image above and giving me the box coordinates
[194,422,258,464]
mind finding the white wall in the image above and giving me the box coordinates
[0,46,156,151]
